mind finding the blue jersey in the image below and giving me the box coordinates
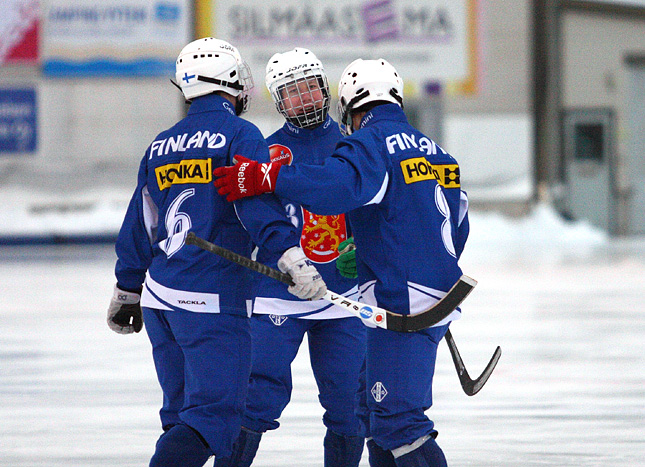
[275,104,469,323]
[253,116,358,319]
[115,94,299,316]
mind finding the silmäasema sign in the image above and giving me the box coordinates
[199,0,471,85]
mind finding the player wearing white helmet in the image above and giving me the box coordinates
[215,48,365,467]
[108,38,326,467]
[337,58,403,135]
[265,47,331,128]
[213,57,470,467]
[174,37,253,114]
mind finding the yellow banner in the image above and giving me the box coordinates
[400,158,460,188]
[155,159,212,190]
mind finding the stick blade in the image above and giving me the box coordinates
[463,346,502,396]
[391,275,477,332]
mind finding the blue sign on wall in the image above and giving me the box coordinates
[0,89,37,154]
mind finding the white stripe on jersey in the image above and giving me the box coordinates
[254,285,359,319]
[142,273,222,313]
[364,172,389,206]
[142,185,159,244]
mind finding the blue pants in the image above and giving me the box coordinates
[242,314,366,437]
[357,324,449,451]
[143,308,252,458]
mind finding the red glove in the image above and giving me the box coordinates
[213,155,282,202]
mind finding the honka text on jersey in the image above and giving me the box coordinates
[149,130,226,158]
[386,132,460,188]
[155,159,212,190]
[400,157,460,188]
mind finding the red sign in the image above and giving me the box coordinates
[300,209,348,263]
[1,1,39,65]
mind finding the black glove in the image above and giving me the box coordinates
[107,285,143,334]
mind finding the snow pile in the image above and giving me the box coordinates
[468,203,607,249]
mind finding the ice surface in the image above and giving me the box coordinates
[0,205,644,466]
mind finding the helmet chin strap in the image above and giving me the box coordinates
[172,76,248,113]
[169,78,182,92]
[170,79,193,104]
[235,96,246,115]
[197,75,244,91]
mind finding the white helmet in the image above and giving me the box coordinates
[265,48,330,128]
[175,37,253,114]
[337,58,403,135]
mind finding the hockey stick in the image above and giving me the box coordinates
[444,329,501,396]
[185,232,477,332]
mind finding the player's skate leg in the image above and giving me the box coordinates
[149,423,212,467]
[323,428,364,467]
[391,434,447,467]
[213,427,262,467]
[366,439,397,467]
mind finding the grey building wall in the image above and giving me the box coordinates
[560,5,645,234]
[448,0,532,114]
[0,72,183,195]
[18,0,645,230]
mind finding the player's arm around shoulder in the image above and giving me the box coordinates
[315,128,391,209]
[221,119,300,255]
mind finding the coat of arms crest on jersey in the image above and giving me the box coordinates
[300,208,348,264]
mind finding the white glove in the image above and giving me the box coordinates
[107,285,143,334]
[278,246,327,301]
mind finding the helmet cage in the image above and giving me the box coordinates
[270,69,330,128]
[195,60,253,114]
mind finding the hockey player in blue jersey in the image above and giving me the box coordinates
[215,48,366,467]
[213,58,470,467]
[106,38,327,467]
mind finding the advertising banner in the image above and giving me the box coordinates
[0,0,39,65]
[42,0,191,76]
[0,89,37,154]
[198,0,473,86]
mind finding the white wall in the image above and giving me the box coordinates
[444,113,533,201]
[0,77,183,194]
